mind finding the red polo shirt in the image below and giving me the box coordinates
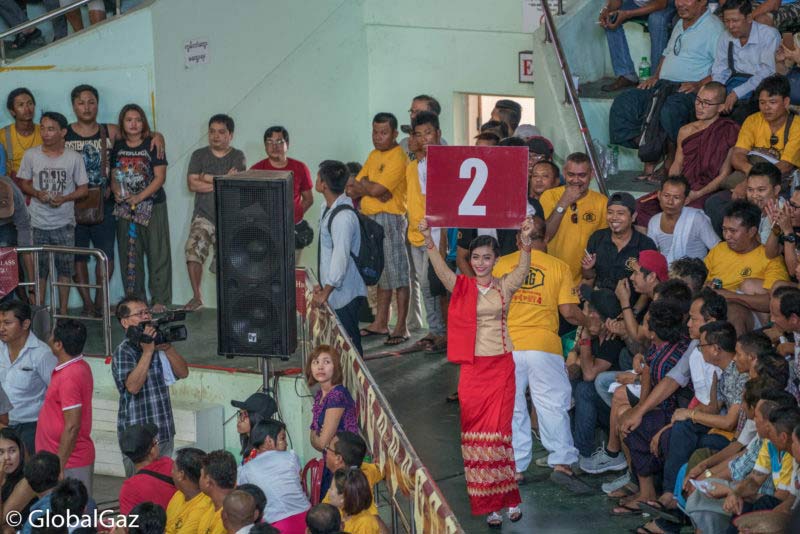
[34,356,94,468]
[250,157,313,223]
[119,456,177,515]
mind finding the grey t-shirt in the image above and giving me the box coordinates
[17,146,88,229]
[188,146,246,223]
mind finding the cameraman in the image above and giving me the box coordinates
[112,297,189,477]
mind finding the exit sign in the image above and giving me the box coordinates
[519,51,533,83]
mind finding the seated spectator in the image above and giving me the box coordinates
[305,503,341,534]
[235,484,266,524]
[129,502,168,534]
[712,0,781,123]
[490,99,522,136]
[646,175,720,263]
[704,200,789,333]
[767,287,800,399]
[50,478,91,534]
[184,114,246,311]
[735,331,775,377]
[0,300,56,455]
[765,186,800,277]
[110,103,171,312]
[118,423,177,515]
[583,193,658,302]
[540,152,609,286]
[16,111,88,315]
[609,1,724,181]
[756,0,800,32]
[599,0,676,92]
[322,431,382,518]
[248,524,279,534]
[668,256,709,294]
[198,451,238,534]
[221,490,258,534]
[21,451,61,534]
[236,420,309,530]
[750,162,785,258]
[34,319,94,495]
[0,428,37,531]
[612,250,670,346]
[230,393,277,462]
[328,468,380,534]
[250,126,312,263]
[166,447,213,534]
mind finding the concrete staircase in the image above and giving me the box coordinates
[92,393,224,477]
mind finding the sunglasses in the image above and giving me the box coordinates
[570,203,578,224]
[770,134,779,147]
[673,34,683,56]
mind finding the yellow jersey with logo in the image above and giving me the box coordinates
[539,187,608,285]
[196,505,224,534]
[704,242,788,291]
[356,145,408,216]
[493,250,578,355]
[166,491,214,534]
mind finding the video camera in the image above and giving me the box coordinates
[126,310,188,346]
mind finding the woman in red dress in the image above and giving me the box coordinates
[419,216,534,528]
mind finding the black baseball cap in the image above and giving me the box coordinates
[579,285,622,320]
[607,192,637,215]
[231,393,277,420]
[119,423,159,463]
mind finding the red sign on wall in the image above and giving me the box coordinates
[425,145,528,229]
[0,248,19,297]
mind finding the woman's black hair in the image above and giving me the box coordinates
[239,409,271,458]
[0,427,26,501]
[468,235,500,258]
[646,299,687,344]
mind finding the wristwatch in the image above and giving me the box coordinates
[780,233,797,244]
[556,205,566,214]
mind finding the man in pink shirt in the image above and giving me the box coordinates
[34,319,94,495]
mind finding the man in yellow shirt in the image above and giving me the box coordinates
[347,113,411,346]
[167,447,214,534]
[1,88,42,182]
[322,431,383,517]
[197,450,237,534]
[705,200,789,333]
[540,152,608,285]
[493,217,587,490]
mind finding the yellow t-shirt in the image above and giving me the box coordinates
[343,510,381,534]
[166,491,214,534]
[323,462,383,516]
[406,160,425,246]
[753,439,795,492]
[356,145,408,216]
[736,112,800,168]
[0,124,42,175]
[196,505,225,534]
[539,186,608,285]
[704,242,788,291]
[493,250,578,355]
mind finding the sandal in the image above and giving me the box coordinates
[629,521,665,534]
[359,328,389,338]
[445,391,459,403]
[417,334,436,348]
[507,506,522,522]
[486,512,502,528]
[384,335,409,346]
[637,501,682,524]
[425,338,447,354]
[183,298,203,311]
[611,501,645,517]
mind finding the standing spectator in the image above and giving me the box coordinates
[16,111,88,315]
[0,2,42,50]
[528,160,559,214]
[399,94,447,159]
[490,99,522,135]
[166,447,213,534]
[20,452,61,534]
[35,319,94,495]
[0,301,56,455]
[0,176,34,294]
[610,0,724,181]
[1,88,41,188]
[130,502,168,534]
[118,423,177,515]
[184,114,246,311]
[112,297,189,476]
[347,113,411,347]
[599,0,676,92]
[198,451,238,534]
[230,392,277,462]
[58,0,107,32]
[221,490,258,534]
[312,161,367,354]
[111,103,171,312]
[250,126,313,263]
[540,152,609,285]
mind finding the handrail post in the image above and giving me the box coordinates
[116,0,121,16]
[539,0,609,196]
[1,39,5,66]
[557,0,565,16]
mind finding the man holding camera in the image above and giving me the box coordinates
[112,297,189,477]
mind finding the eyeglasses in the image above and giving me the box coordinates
[697,343,714,349]
[673,33,683,56]
[570,203,578,224]
[124,308,152,319]
[324,445,337,455]
[266,139,286,147]
[695,96,724,108]
[236,410,248,422]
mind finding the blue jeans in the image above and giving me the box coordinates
[663,420,730,495]
[594,371,618,408]
[606,0,675,79]
[335,296,364,356]
[572,380,611,458]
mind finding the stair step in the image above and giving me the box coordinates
[604,170,659,194]
[579,77,632,101]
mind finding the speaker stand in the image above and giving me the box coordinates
[258,357,274,394]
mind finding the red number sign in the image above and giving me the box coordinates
[425,145,528,229]
[0,248,19,297]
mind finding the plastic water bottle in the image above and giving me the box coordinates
[638,57,651,80]
[112,163,127,199]
[607,144,619,176]
[594,139,609,179]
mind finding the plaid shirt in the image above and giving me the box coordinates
[112,340,175,443]
[730,436,774,495]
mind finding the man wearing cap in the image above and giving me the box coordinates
[493,217,588,491]
[541,152,609,286]
[613,250,670,344]
[572,288,627,474]
[118,423,177,514]
[583,192,658,311]
[646,175,720,264]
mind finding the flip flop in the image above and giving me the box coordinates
[445,392,459,403]
[549,470,593,495]
[637,502,682,524]
[629,524,664,534]
[425,338,448,354]
[360,328,389,338]
[183,298,203,311]
[611,502,645,517]
[384,335,409,346]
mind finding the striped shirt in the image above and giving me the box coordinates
[647,337,690,412]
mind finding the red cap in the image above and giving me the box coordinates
[638,250,668,281]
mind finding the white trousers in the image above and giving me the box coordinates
[512,349,579,471]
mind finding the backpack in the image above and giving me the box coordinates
[327,204,384,286]
[638,81,678,163]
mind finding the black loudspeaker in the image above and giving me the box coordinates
[215,171,297,357]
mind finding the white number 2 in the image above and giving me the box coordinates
[458,158,488,216]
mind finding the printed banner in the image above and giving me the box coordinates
[0,248,20,297]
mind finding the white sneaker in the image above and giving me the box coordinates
[578,446,628,474]
[602,470,633,494]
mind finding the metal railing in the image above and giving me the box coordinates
[0,0,122,65]
[540,0,610,196]
[15,245,112,356]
